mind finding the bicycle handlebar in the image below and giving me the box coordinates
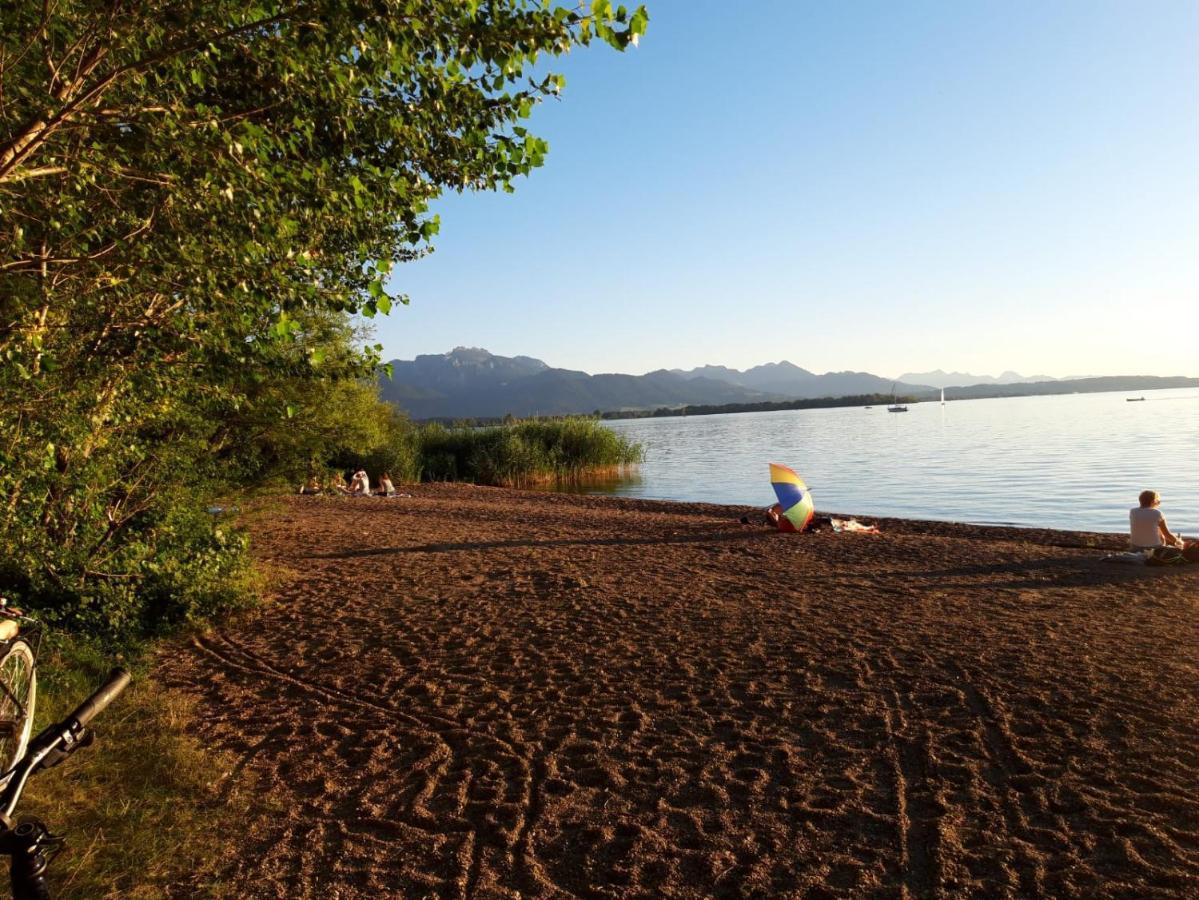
[0,668,131,822]
[66,668,130,728]
[0,667,131,899]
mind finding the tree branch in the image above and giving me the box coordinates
[0,9,300,183]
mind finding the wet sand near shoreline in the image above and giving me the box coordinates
[158,485,1199,898]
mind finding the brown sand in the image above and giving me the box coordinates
[158,485,1199,898]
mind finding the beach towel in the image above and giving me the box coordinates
[1146,547,1188,566]
[1102,551,1146,565]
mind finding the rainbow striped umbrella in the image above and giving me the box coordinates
[769,462,815,532]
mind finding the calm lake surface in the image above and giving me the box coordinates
[596,388,1199,534]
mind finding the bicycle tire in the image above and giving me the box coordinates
[0,641,36,776]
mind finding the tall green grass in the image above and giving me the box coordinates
[22,636,263,897]
[416,417,643,487]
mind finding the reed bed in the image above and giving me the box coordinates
[416,417,643,487]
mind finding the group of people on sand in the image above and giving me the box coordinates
[299,470,399,497]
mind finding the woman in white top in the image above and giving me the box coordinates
[352,469,371,496]
[1129,490,1182,549]
[338,470,371,496]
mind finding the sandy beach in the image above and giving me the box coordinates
[158,485,1199,898]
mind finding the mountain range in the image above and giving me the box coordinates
[378,348,933,419]
[896,369,1058,389]
[378,349,1198,420]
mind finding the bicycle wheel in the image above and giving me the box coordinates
[0,640,36,775]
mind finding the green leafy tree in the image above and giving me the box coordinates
[0,1,648,637]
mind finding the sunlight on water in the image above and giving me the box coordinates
[598,389,1199,534]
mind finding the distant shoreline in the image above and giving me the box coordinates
[408,376,1199,426]
[599,376,1199,422]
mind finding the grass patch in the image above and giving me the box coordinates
[418,416,644,486]
[19,635,260,898]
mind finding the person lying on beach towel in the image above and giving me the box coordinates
[830,517,880,534]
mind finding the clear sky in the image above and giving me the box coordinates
[378,0,1199,379]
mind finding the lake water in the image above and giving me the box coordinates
[596,388,1199,534]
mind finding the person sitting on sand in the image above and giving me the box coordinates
[339,469,371,496]
[353,469,370,496]
[765,503,805,533]
[377,472,396,497]
[1130,490,1183,550]
[299,475,322,496]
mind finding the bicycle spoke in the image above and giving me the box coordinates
[0,677,28,720]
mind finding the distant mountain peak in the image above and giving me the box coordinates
[425,346,549,372]
[446,346,489,358]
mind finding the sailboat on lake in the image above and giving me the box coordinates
[887,383,908,413]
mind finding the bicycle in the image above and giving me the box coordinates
[0,599,39,780]
[0,667,130,899]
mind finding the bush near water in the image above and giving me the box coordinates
[329,405,644,489]
[405,417,643,487]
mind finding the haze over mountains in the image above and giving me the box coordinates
[896,369,1059,389]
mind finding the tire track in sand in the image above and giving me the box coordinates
[191,633,503,898]
[948,660,1054,896]
[882,685,943,898]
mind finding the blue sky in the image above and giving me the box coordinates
[378,1,1199,378]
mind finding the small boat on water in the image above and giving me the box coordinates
[887,382,908,412]
[1127,397,1146,402]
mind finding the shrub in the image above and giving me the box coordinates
[1,483,258,645]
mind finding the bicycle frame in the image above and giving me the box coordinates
[0,669,130,900]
